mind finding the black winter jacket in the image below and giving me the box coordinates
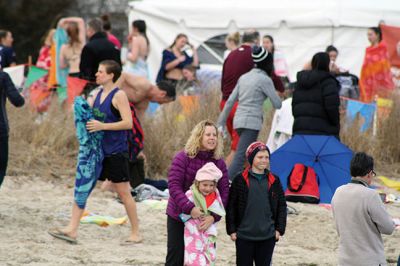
[0,71,24,137]
[79,32,121,82]
[226,168,287,236]
[292,70,340,136]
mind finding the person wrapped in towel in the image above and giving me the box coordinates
[180,162,226,266]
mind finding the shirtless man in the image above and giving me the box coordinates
[115,72,176,119]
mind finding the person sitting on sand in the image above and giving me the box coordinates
[48,60,142,245]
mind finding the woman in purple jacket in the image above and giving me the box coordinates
[165,119,230,265]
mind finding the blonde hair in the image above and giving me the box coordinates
[226,32,240,46]
[184,119,223,159]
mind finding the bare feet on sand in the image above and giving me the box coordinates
[121,234,143,245]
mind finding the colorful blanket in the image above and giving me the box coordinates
[183,185,225,266]
[29,46,53,112]
[80,211,128,227]
[73,97,104,209]
[381,24,400,68]
[359,41,394,103]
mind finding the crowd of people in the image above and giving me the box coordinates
[0,15,398,266]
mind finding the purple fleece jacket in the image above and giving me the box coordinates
[166,150,230,222]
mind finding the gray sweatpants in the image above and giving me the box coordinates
[228,128,259,180]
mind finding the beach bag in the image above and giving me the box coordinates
[285,164,320,204]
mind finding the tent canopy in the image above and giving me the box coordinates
[128,0,400,81]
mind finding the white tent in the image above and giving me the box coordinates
[128,0,400,82]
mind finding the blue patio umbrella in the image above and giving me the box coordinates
[270,135,353,203]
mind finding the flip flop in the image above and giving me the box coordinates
[48,228,78,244]
[120,238,143,246]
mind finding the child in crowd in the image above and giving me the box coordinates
[180,162,226,266]
[226,142,287,266]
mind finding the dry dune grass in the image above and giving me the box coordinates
[141,89,224,178]
[6,89,400,180]
[340,94,400,177]
[7,102,77,179]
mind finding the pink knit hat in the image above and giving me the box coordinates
[195,162,223,182]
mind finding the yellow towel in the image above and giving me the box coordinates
[80,212,128,227]
[376,98,393,108]
[378,176,400,191]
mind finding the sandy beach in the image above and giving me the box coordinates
[0,175,399,266]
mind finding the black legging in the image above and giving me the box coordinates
[165,216,184,266]
[0,136,9,188]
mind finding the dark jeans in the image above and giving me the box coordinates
[0,135,9,188]
[236,237,276,266]
[228,128,259,180]
[165,216,184,266]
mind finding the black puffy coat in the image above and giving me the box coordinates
[292,70,340,136]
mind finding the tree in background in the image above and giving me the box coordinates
[67,0,130,52]
[0,0,75,64]
[0,0,129,65]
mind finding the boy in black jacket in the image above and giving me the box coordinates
[227,141,287,266]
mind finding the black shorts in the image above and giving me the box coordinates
[98,153,130,183]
